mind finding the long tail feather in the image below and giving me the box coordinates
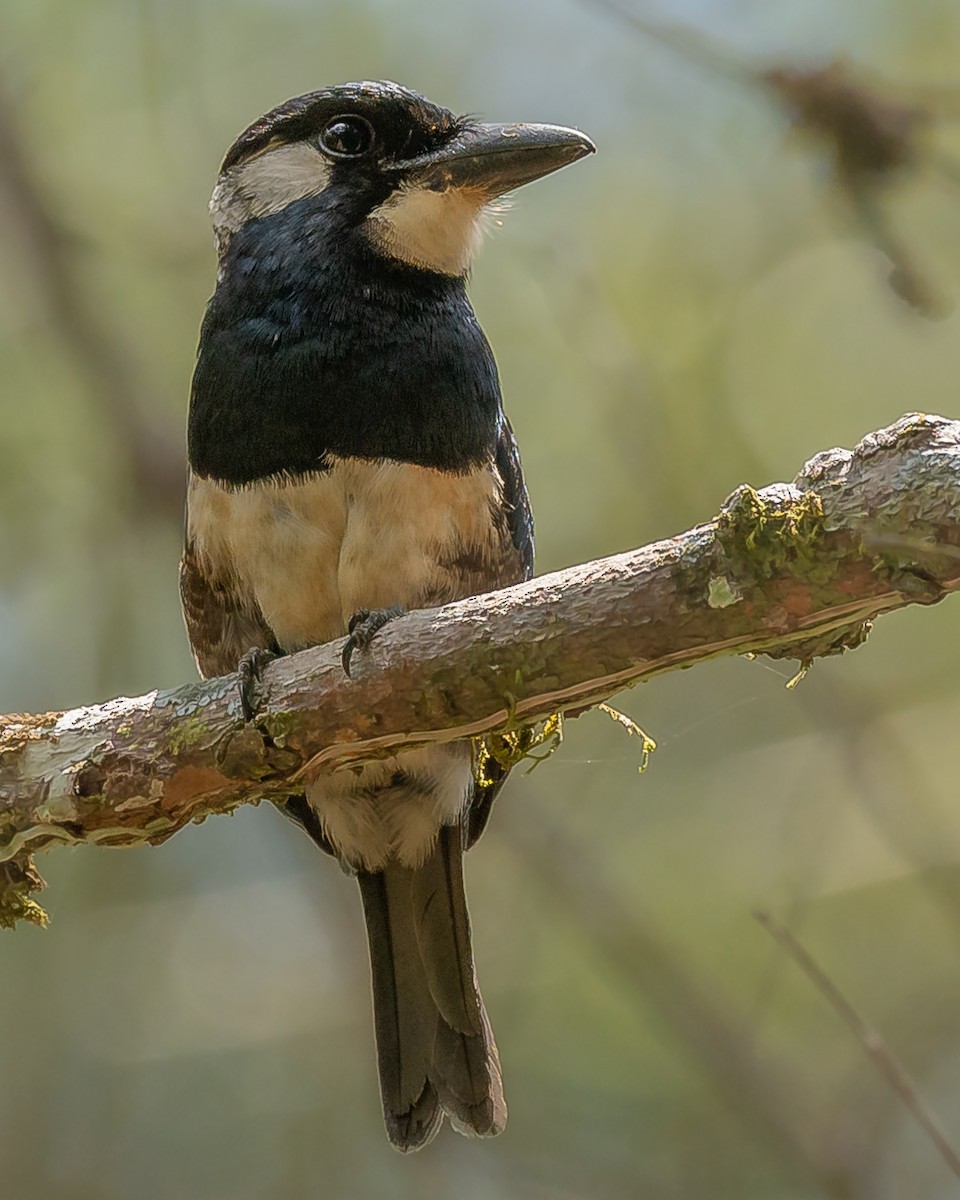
[357,824,506,1151]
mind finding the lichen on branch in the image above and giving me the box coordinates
[2,413,959,928]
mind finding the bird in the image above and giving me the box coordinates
[180,80,594,1151]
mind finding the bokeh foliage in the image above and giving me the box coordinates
[3,1,960,1196]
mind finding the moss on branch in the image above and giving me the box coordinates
[2,413,960,927]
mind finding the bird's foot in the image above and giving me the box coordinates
[341,606,404,677]
[238,647,278,721]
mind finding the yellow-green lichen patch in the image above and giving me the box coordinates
[473,712,564,787]
[261,707,303,746]
[165,712,216,757]
[716,484,827,583]
[596,703,657,773]
[707,576,742,609]
[0,855,48,930]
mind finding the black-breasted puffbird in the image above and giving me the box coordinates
[181,80,594,1151]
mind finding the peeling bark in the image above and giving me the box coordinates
[2,413,959,925]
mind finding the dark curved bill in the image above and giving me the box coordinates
[397,122,596,197]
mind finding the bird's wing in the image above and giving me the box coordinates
[179,541,280,680]
[496,412,534,582]
[464,413,535,849]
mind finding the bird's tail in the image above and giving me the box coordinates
[357,823,507,1152]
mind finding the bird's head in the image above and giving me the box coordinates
[210,80,595,277]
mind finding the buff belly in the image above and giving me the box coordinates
[187,455,515,869]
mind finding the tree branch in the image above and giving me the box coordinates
[2,413,959,925]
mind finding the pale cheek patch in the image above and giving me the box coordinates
[210,142,332,250]
[365,185,491,276]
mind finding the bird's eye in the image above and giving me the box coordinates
[319,115,375,159]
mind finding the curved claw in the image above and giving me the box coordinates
[238,646,278,720]
[341,606,405,677]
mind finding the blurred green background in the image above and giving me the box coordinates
[4,0,960,1196]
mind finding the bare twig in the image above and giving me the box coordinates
[503,804,828,1184]
[755,911,960,1179]
[579,1,955,315]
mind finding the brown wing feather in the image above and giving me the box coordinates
[179,542,280,679]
